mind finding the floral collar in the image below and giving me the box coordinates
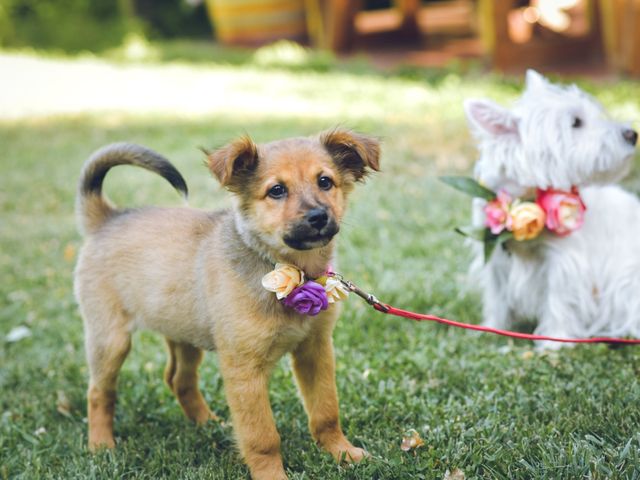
[261,264,349,316]
[442,177,586,261]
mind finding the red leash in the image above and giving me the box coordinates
[373,303,640,345]
[332,273,640,345]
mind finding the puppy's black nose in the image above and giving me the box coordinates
[623,129,638,146]
[306,208,328,231]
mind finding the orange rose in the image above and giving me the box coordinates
[509,202,546,241]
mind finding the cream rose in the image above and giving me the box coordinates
[509,202,546,241]
[261,263,304,299]
[323,277,350,304]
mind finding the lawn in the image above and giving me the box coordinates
[2,45,640,479]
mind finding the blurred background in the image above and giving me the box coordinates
[1,0,638,76]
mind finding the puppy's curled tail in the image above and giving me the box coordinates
[76,143,188,235]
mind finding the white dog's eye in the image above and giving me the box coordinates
[572,117,583,128]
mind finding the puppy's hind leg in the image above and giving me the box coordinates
[164,338,218,424]
[85,323,131,451]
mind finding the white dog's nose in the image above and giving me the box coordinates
[623,129,638,146]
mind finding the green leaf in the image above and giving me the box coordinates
[495,230,513,245]
[440,176,496,200]
[483,230,513,262]
[454,225,513,262]
[484,237,498,262]
[455,226,486,241]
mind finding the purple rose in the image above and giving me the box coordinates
[283,281,329,316]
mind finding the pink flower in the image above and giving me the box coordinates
[536,188,586,236]
[484,190,512,234]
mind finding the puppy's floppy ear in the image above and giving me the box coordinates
[464,99,519,138]
[321,128,380,182]
[207,135,259,189]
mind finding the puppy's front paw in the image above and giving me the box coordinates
[329,442,369,464]
[251,467,288,480]
[88,434,115,452]
[341,446,368,464]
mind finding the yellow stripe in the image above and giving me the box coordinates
[211,0,304,16]
[212,0,300,6]
[216,23,306,40]
[206,0,306,42]
[216,11,305,28]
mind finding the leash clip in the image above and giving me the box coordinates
[329,272,389,313]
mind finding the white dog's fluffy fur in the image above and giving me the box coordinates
[465,70,639,346]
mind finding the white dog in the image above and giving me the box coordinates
[464,70,638,346]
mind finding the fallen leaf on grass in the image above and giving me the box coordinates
[545,353,560,367]
[400,429,424,451]
[56,390,72,417]
[5,326,32,343]
[521,350,534,360]
[443,468,465,480]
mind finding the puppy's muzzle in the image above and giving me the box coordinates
[307,208,329,230]
[623,129,638,146]
[284,207,339,250]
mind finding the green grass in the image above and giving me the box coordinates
[2,45,640,479]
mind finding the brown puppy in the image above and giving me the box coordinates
[74,129,380,480]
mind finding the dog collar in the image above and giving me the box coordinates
[261,264,349,316]
[486,186,587,240]
[442,176,587,261]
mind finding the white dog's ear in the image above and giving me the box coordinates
[525,69,549,92]
[464,99,518,138]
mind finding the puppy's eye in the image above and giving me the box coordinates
[318,176,334,191]
[572,117,583,128]
[267,184,287,199]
